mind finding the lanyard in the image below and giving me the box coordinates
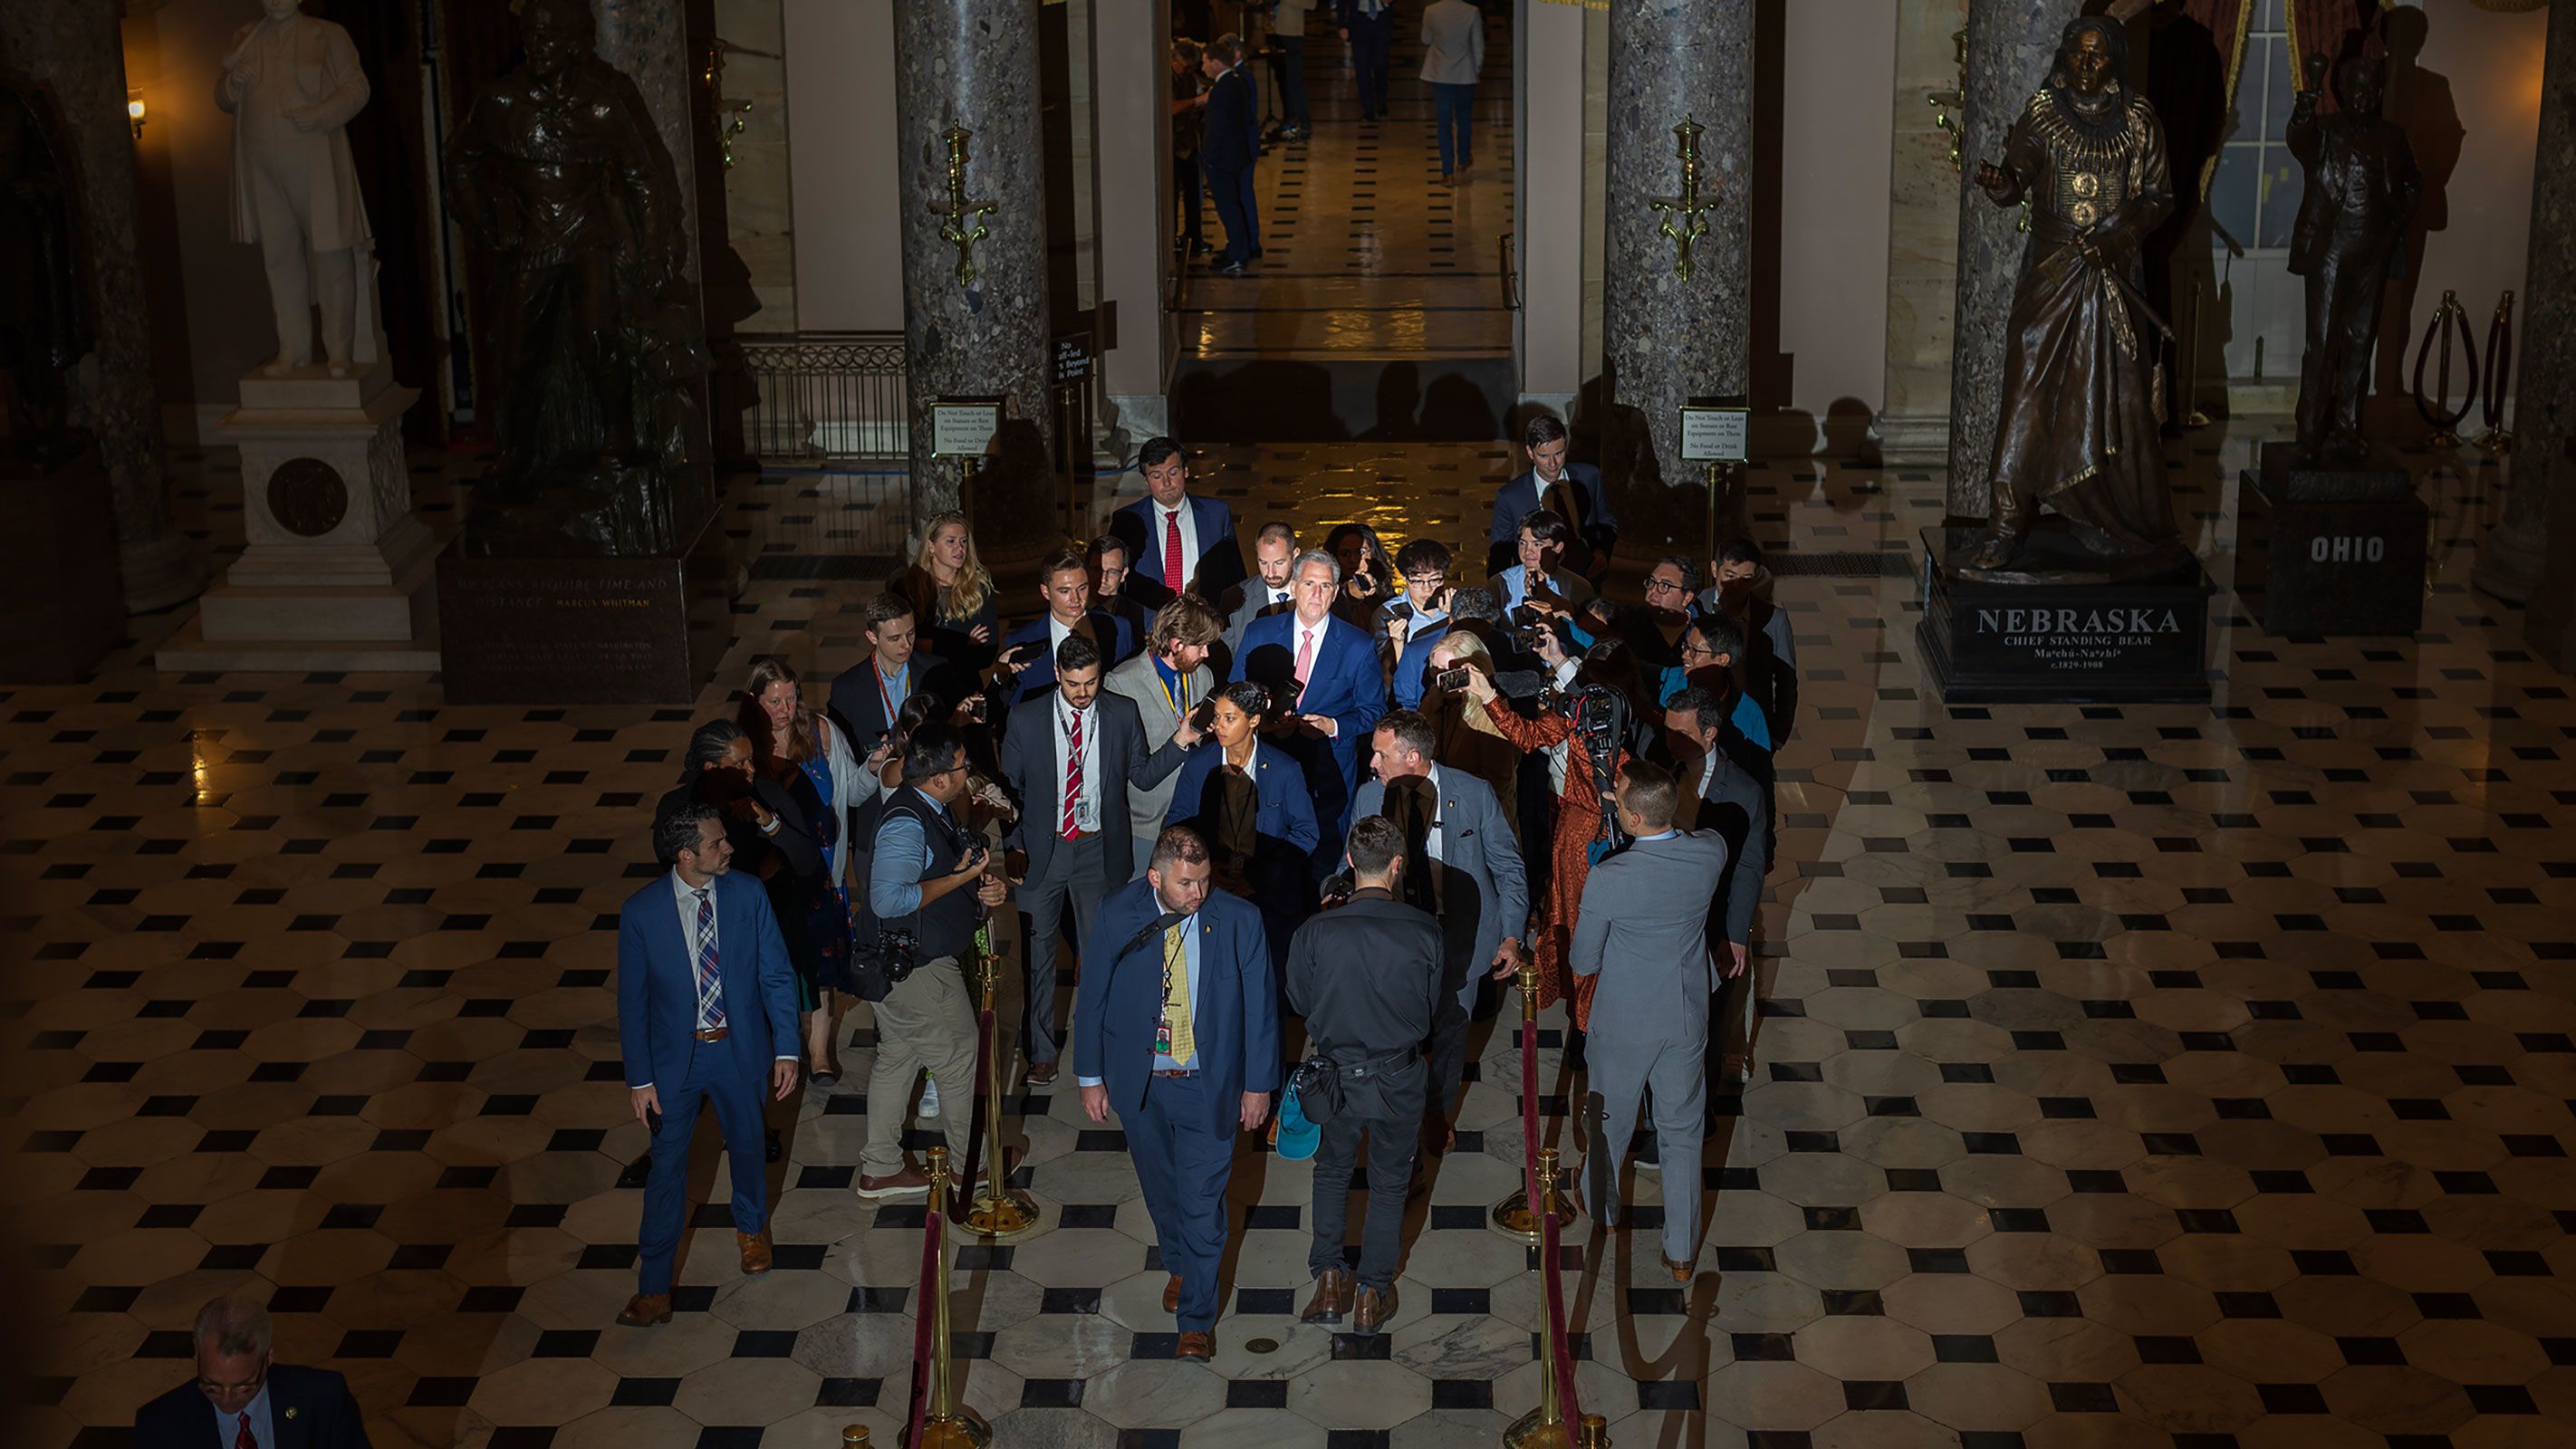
[1154,660,1191,720]
[875,661,908,721]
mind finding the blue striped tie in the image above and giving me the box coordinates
[692,888,726,1031]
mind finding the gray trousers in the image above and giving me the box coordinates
[1584,1032,1707,1265]
[1021,831,1108,1065]
[860,956,978,1176]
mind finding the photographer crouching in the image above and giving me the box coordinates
[852,722,1008,1199]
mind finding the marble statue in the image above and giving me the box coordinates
[215,0,378,377]
[1962,17,2188,579]
[0,83,88,446]
[2287,52,2421,465]
[443,0,709,556]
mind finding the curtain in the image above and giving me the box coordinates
[2162,0,2257,204]
[2287,0,2387,113]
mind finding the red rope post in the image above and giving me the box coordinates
[1536,1152,1584,1429]
[903,1180,944,1445]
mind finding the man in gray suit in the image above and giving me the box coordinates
[1224,521,1300,651]
[999,634,1195,1082]
[1353,709,1527,1156]
[1570,760,1730,1282]
[1105,596,1224,877]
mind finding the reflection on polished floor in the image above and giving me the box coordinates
[1179,18,1516,362]
[12,423,2576,1446]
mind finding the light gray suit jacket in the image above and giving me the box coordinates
[1103,649,1216,874]
[1570,830,1728,1052]
[1419,0,1485,85]
[1223,581,1293,652]
[1351,767,1527,1012]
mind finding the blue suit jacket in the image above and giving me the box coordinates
[1001,610,1137,708]
[1490,463,1617,551]
[1110,493,1246,608]
[1164,742,1322,861]
[1072,877,1281,1137]
[1230,610,1386,841]
[1200,64,1260,172]
[1389,614,1453,709]
[137,1365,370,1449]
[617,869,799,1091]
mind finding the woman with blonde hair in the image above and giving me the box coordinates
[897,510,999,675]
[736,655,869,1080]
[1417,629,1520,826]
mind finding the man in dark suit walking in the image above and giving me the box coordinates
[1489,412,1618,580]
[1073,826,1280,1360]
[1337,0,1396,122]
[1232,548,1389,866]
[136,1295,371,1447]
[1109,437,1247,609]
[999,634,1195,1083]
[1285,814,1445,1334]
[828,592,965,757]
[613,804,801,1329]
[1197,34,1261,275]
[1351,710,1526,1154]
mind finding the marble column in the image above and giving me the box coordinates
[2482,0,2571,619]
[1601,0,1754,555]
[1515,0,1590,421]
[0,0,199,613]
[1877,0,1970,466]
[893,0,1055,565]
[593,0,704,279]
[1091,0,1171,445]
[1942,0,2081,520]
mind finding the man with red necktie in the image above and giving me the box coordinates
[1110,437,1245,609]
[136,1295,372,1447]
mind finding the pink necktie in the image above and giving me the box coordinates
[1061,706,1083,840]
[1293,626,1317,696]
[1164,509,1187,590]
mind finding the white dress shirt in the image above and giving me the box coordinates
[1057,696,1103,833]
[1047,614,1073,655]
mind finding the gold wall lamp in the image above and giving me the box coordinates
[128,91,146,139]
[1648,115,1718,282]
[933,126,998,287]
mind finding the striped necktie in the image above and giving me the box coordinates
[692,888,726,1031]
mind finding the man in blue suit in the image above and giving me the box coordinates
[1490,412,1618,579]
[1337,0,1396,121]
[1109,437,1247,609]
[1231,549,1388,868]
[1074,825,1281,1360]
[137,1295,371,1448]
[614,803,800,1329]
[998,545,1139,708]
[1197,36,1261,274]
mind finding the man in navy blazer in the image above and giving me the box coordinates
[1197,36,1260,273]
[1231,549,1388,868]
[1109,437,1247,609]
[613,803,800,1328]
[828,591,966,758]
[1489,413,1618,578]
[1073,826,1280,1359]
[137,1295,371,1448]
[1337,0,1396,121]
[998,545,1139,709]
[1352,709,1528,1151]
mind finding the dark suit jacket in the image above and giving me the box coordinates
[1350,768,1526,1010]
[1072,877,1280,1135]
[1231,609,1388,840]
[998,691,1187,887]
[136,1364,372,1448]
[1111,493,1246,608]
[1679,732,1772,948]
[1000,611,1138,708]
[1488,462,1617,571]
[826,651,956,754]
[1200,64,1260,171]
[616,868,799,1091]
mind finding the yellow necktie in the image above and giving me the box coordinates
[1158,923,1197,1065]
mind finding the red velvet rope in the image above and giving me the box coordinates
[904,1210,942,1444]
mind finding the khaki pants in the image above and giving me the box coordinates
[860,955,979,1176]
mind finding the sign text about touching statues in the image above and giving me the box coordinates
[1678,407,1749,463]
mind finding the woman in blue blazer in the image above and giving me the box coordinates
[1161,680,1320,964]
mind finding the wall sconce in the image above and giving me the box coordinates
[127,91,146,139]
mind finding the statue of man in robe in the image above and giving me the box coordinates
[216,0,378,377]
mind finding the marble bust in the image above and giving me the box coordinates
[215,0,379,377]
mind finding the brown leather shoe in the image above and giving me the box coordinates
[1664,1255,1695,1282]
[737,1228,774,1275]
[1161,1274,1183,1314]
[1299,1268,1353,1325]
[1026,1061,1059,1086]
[855,1168,931,1200]
[616,1292,672,1328]
[1174,1330,1214,1361]
[1353,1283,1395,1335]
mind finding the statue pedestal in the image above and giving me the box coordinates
[156,362,441,673]
[435,506,728,705]
[1917,523,2212,704]
[2233,446,2427,637]
[0,438,124,683]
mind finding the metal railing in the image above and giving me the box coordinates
[723,331,910,464]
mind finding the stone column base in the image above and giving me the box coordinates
[1871,411,1953,468]
[155,364,441,674]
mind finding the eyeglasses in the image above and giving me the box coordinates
[1408,575,1447,590]
[1679,641,1718,659]
[1646,578,1688,595]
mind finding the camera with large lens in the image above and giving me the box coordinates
[1549,681,1625,750]
[868,926,918,986]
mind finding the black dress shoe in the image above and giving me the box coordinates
[764,1128,783,1164]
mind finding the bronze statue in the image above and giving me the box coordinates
[2288,52,2421,465]
[1963,18,2187,579]
[443,0,707,554]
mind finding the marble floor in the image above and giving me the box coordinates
[10,422,2576,1448]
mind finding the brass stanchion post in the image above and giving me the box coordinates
[963,949,1041,1239]
[916,1147,991,1449]
[842,1426,872,1449]
[1503,1149,1578,1449]
[1491,963,1581,1243]
[2181,278,2213,428]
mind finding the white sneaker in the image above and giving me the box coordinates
[918,1074,941,1118]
